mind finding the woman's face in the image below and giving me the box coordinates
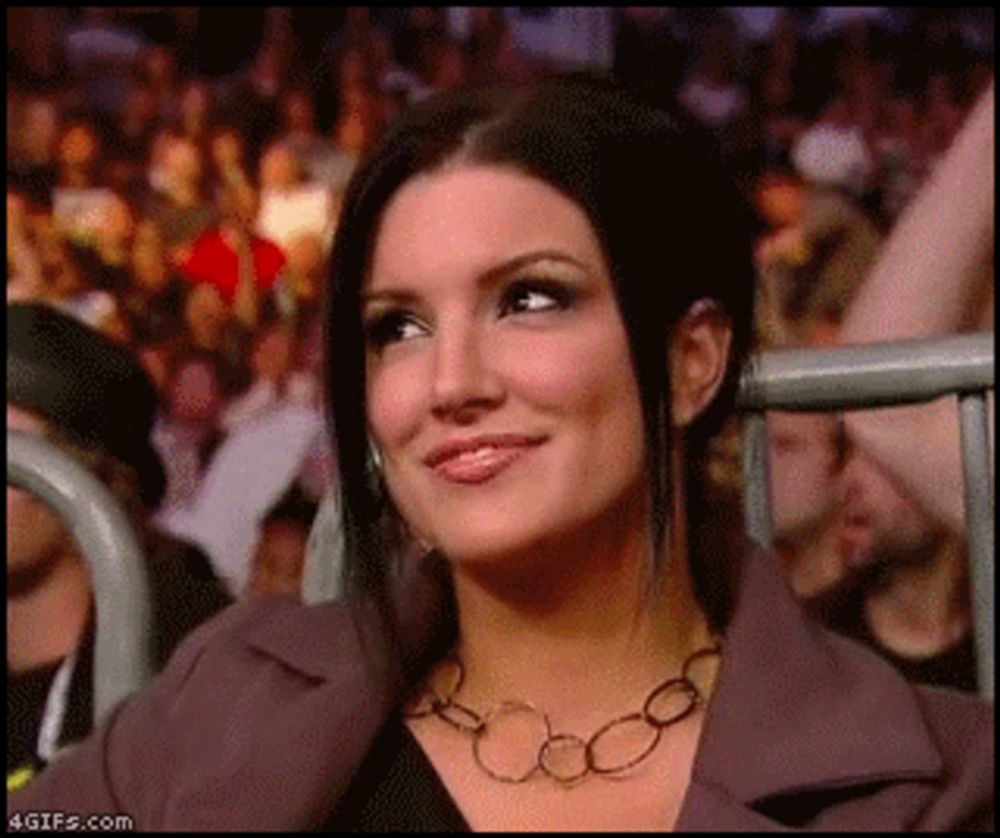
[364,165,647,565]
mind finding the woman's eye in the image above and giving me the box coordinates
[500,281,572,316]
[364,311,426,349]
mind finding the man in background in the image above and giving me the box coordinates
[7,303,231,792]
[812,440,976,693]
[768,410,848,601]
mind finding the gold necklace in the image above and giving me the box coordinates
[404,642,721,786]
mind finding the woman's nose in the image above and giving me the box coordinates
[429,325,504,422]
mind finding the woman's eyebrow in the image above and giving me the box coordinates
[362,249,590,306]
[478,249,591,285]
[360,287,422,309]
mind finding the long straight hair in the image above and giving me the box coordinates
[324,76,759,684]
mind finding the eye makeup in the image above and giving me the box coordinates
[363,308,428,350]
[498,277,579,317]
[361,252,592,351]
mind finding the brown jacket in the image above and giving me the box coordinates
[7,548,993,831]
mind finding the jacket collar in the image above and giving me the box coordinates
[241,595,362,682]
[240,550,946,821]
[689,546,943,807]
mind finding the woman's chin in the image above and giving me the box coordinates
[435,536,539,571]
[430,519,610,580]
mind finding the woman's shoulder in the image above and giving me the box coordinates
[908,683,994,831]
[815,627,993,830]
[163,593,366,684]
[9,595,396,830]
[911,681,994,750]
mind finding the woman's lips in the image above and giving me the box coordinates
[432,443,539,484]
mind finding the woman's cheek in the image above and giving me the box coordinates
[501,331,594,407]
[508,328,633,420]
[366,360,425,451]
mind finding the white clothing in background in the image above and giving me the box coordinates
[256,184,334,255]
[158,402,325,595]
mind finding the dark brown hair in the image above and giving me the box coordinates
[325,76,759,680]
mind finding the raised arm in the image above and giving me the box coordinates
[838,81,994,344]
[838,81,994,533]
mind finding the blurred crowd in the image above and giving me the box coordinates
[6,8,994,688]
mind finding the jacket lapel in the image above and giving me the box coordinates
[242,596,369,681]
[677,547,943,830]
[168,597,397,830]
[233,550,947,830]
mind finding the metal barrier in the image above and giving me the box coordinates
[7,334,992,730]
[7,431,153,727]
[737,332,994,701]
[303,489,344,606]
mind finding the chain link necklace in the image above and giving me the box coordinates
[404,642,721,786]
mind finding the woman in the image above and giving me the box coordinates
[8,78,992,831]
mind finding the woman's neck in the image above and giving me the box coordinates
[446,448,715,732]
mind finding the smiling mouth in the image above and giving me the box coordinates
[428,439,545,485]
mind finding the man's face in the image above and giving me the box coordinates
[768,411,844,547]
[840,449,940,570]
[7,405,72,579]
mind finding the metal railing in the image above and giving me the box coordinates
[7,431,153,726]
[7,333,993,724]
[737,332,994,700]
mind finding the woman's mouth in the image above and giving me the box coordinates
[425,436,546,485]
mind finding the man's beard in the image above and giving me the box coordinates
[854,523,949,593]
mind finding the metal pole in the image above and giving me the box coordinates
[742,412,775,550]
[302,490,346,605]
[738,333,994,412]
[958,392,995,701]
[7,431,153,724]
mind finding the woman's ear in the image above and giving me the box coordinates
[669,300,733,428]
